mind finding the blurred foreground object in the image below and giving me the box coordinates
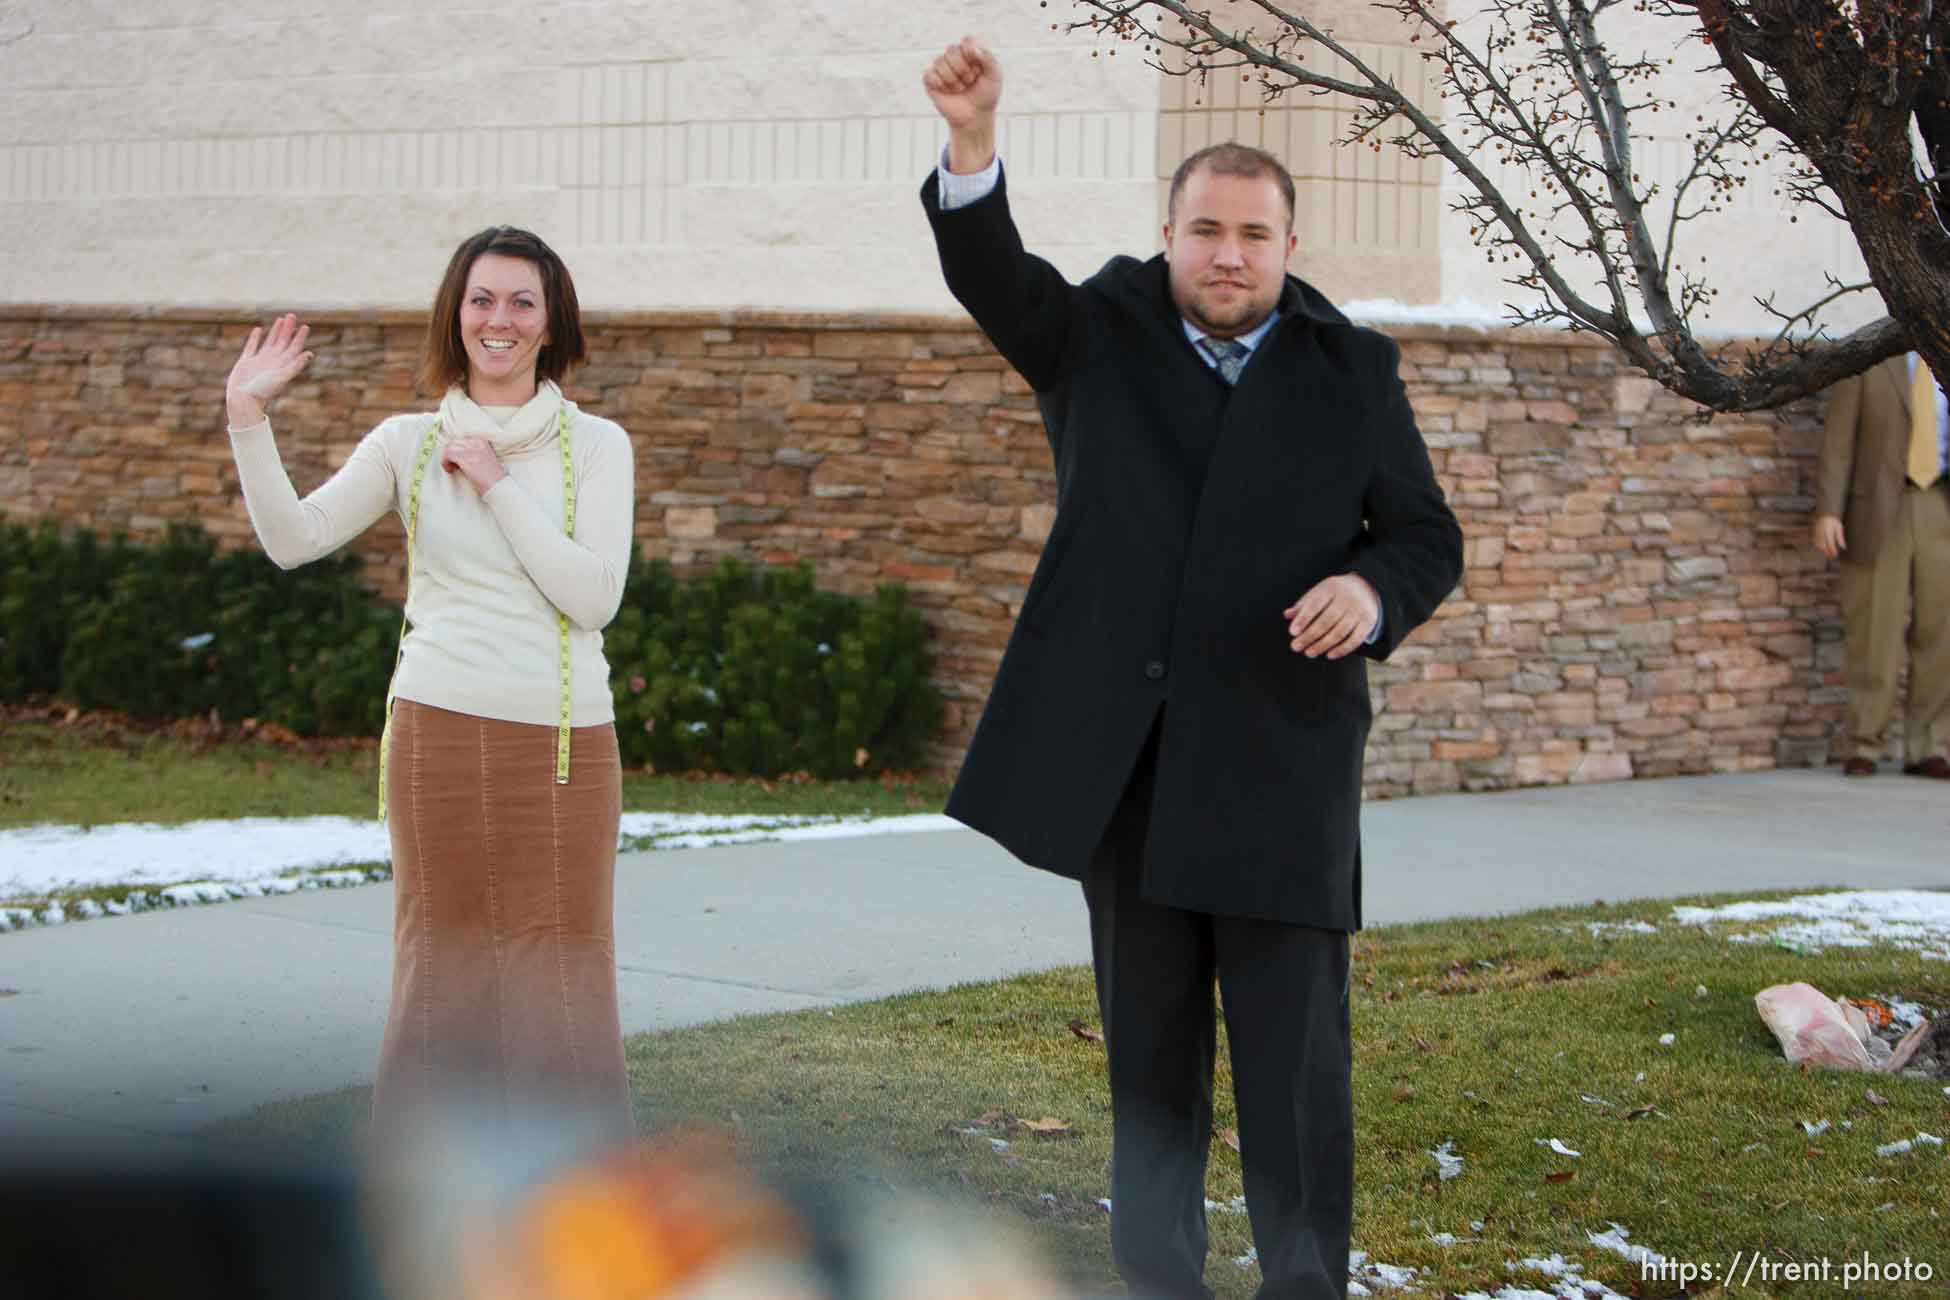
[2,1106,1073,1300]
[372,1107,1075,1300]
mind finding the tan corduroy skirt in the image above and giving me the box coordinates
[372,700,632,1135]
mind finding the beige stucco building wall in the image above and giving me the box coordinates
[0,0,1876,334]
[1437,3,1877,335]
[0,1,1158,311]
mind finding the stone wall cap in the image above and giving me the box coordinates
[0,303,1786,351]
[0,303,987,333]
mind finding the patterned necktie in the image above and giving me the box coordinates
[1908,355,1944,488]
[1199,336,1249,386]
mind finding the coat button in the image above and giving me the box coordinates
[1144,660,1166,681]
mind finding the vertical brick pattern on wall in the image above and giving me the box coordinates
[0,307,1846,790]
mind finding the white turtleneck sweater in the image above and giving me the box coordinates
[227,383,635,728]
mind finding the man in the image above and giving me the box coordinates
[1814,351,1950,778]
[920,37,1462,1300]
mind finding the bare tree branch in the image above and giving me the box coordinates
[1061,0,1950,410]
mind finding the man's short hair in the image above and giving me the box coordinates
[1167,142,1296,231]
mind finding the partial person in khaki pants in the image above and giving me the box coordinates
[1814,352,1950,778]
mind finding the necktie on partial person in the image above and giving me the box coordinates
[1908,355,1944,488]
[1199,337,1249,386]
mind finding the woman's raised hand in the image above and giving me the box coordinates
[225,313,314,427]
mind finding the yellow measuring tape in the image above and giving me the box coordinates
[377,407,576,819]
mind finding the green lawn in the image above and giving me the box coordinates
[214,896,1950,1298]
[0,714,950,920]
[0,717,948,830]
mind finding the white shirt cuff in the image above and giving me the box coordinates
[936,147,1001,211]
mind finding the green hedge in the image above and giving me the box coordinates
[1,522,941,775]
[1,520,397,736]
[604,553,941,778]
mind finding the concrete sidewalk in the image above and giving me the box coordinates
[2,769,1945,1147]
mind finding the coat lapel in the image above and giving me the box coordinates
[1879,354,1912,418]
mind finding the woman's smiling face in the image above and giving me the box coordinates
[459,253,549,403]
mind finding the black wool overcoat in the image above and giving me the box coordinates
[924,170,1463,930]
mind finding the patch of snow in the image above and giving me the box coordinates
[1585,920,1657,937]
[0,816,395,893]
[637,813,958,851]
[0,812,961,932]
[1536,1138,1581,1158]
[1587,1222,1669,1272]
[159,882,237,906]
[1877,1133,1943,1158]
[1658,1033,1675,1046]
[1343,297,1516,330]
[1344,1252,1418,1294]
[1516,1255,1571,1278]
[1802,1119,1831,1137]
[1673,890,1950,961]
[1454,1244,1643,1300]
[1354,1259,1419,1292]
[1430,1138,1464,1180]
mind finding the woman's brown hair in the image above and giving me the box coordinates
[417,226,588,395]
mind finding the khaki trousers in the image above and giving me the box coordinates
[1839,481,1950,762]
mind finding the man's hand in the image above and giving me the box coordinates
[923,36,1001,174]
[440,436,508,498]
[1812,513,1846,559]
[1285,574,1381,660]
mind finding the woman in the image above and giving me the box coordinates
[223,227,636,1134]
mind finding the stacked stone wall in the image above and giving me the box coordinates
[0,306,1846,788]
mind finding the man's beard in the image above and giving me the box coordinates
[1183,289,1272,340]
